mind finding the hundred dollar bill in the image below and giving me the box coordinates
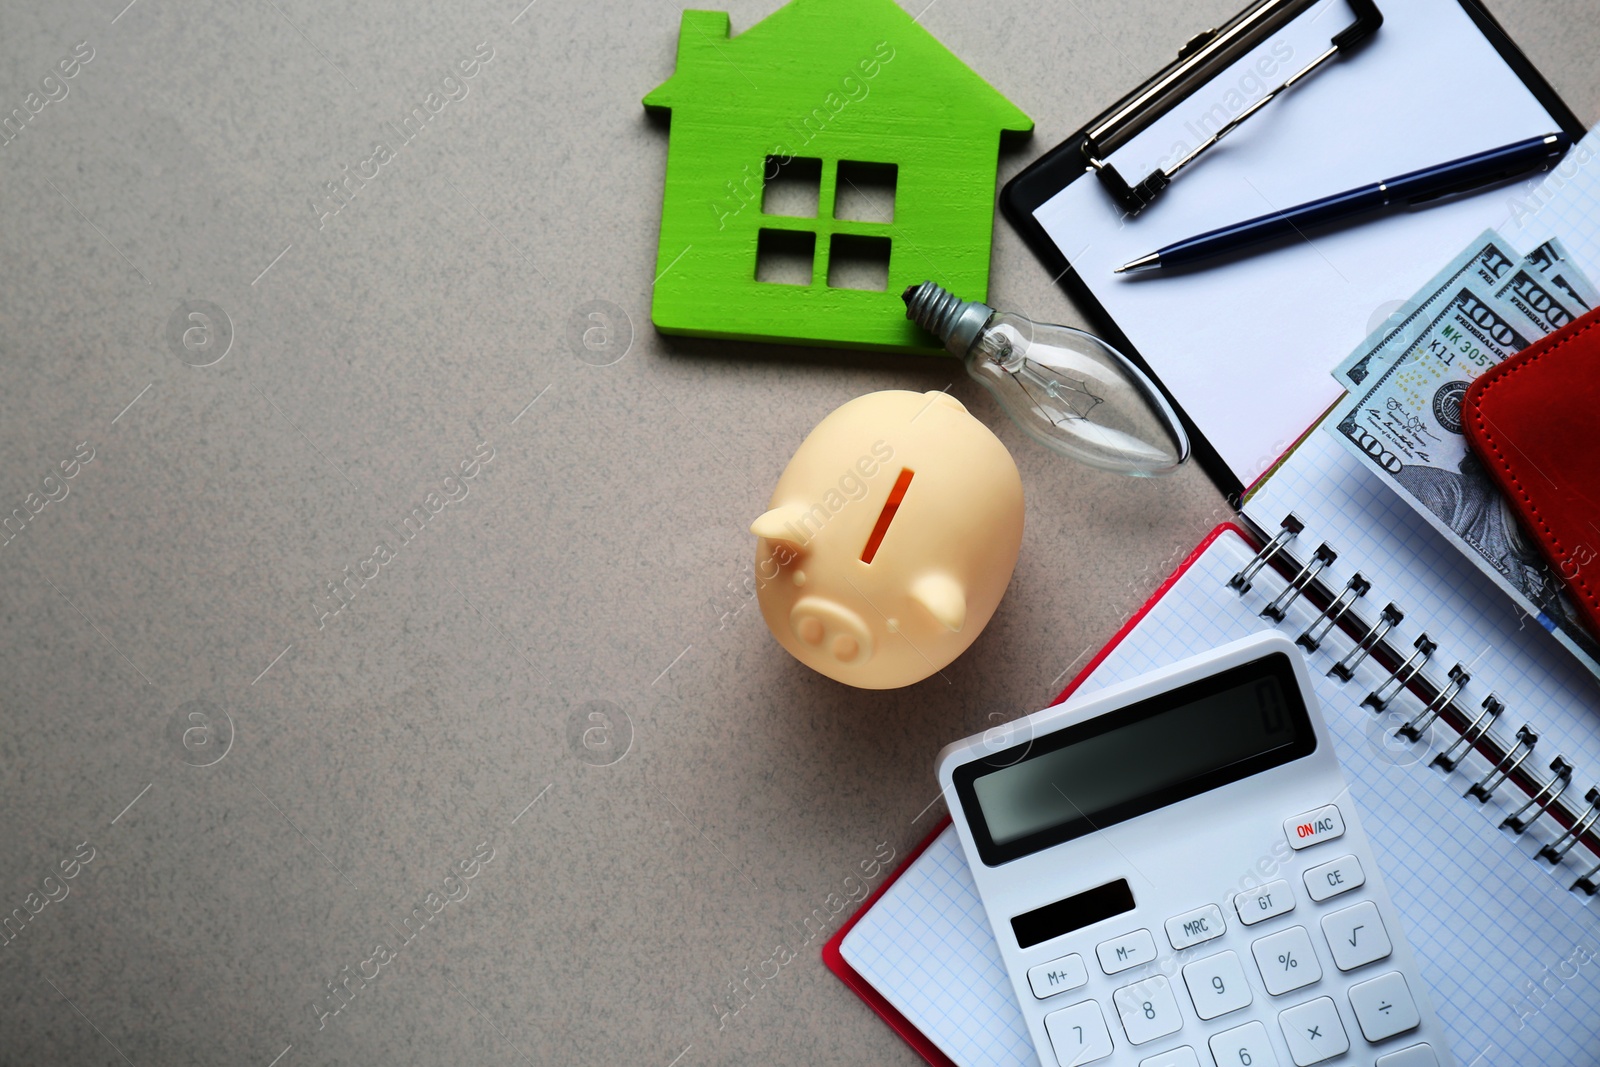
[1333,230,1519,390]
[1493,263,1591,336]
[1327,282,1600,676]
[1519,236,1599,310]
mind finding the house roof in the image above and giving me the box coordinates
[643,0,1031,132]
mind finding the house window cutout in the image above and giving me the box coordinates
[834,161,897,223]
[756,229,817,285]
[762,156,822,217]
[827,233,891,291]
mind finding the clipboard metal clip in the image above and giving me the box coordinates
[1082,0,1383,215]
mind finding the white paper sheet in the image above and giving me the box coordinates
[1031,0,1563,485]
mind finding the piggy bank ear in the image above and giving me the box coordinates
[750,505,807,554]
[911,573,966,632]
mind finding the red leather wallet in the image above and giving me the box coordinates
[1463,305,1600,638]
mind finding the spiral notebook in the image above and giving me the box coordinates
[828,439,1600,1066]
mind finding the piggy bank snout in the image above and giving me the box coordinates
[789,596,873,666]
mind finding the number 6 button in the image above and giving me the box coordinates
[1181,950,1252,1019]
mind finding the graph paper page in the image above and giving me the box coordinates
[841,531,1599,1066]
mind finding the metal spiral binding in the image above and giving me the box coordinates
[1539,788,1600,865]
[1501,757,1573,833]
[1229,514,1303,594]
[1466,726,1537,803]
[1361,634,1436,712]
[1574,855,1600,896]
[1297,574,1369,652]
[1431,694,1501,772]
[1398,664,1470,742]
[1328,603,1403,682]
[1261,543,1336,621]
[1236,512,1600,875]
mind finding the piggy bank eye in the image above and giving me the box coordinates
[860,468,913,564]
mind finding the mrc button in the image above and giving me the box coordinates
[1285,805,1345,850]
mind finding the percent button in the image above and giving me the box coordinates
[1251,925,1323,996]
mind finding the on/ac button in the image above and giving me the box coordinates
[1285,805,1345,850]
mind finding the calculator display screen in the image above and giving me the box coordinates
[957,653,1314,866]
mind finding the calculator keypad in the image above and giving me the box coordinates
[1014,802,1434,1067]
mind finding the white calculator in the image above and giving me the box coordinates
[937,632,1452,1067]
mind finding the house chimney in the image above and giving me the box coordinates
[674,10,731,71]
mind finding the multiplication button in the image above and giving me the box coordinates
[1278,996,1349,1066]
[1028,953,1088,1000]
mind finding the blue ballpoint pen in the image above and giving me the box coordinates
[1115,132,1571,274]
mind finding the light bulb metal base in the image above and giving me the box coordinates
[903,281,993,359]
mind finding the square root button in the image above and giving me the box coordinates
[1285,806,1345,850]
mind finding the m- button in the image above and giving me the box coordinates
[1096,928,1157,975]
[1285,805,1345,850]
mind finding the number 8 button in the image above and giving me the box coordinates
[1111,974,1182,1044]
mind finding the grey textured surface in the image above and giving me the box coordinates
[1,1,1595,1064]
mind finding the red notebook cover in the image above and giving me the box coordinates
[1463,305,1600,639]
[821,522,1250,1066]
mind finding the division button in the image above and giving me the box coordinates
[1348,970,1421,1043]
[1278,996,1349,1065]
[1285,805,1345,850]
[1044,999,1114,1066]
[1028,953,1089,1000]
[1303,854,1365,902]
[1096,928,1158,975]
[1320,900,1392,971]
[1165,903,1226,950]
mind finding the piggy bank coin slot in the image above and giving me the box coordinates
[861,467,914,564]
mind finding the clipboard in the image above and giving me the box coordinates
[1000,0,1585,501]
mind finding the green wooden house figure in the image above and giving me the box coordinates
[643,0,1032,353]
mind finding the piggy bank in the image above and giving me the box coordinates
[751,390,1024,689]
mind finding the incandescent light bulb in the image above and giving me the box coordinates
[904,281,1189,476]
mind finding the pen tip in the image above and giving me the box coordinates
[1115,252,1161,275]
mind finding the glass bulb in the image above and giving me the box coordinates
[904,282,1190,476]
